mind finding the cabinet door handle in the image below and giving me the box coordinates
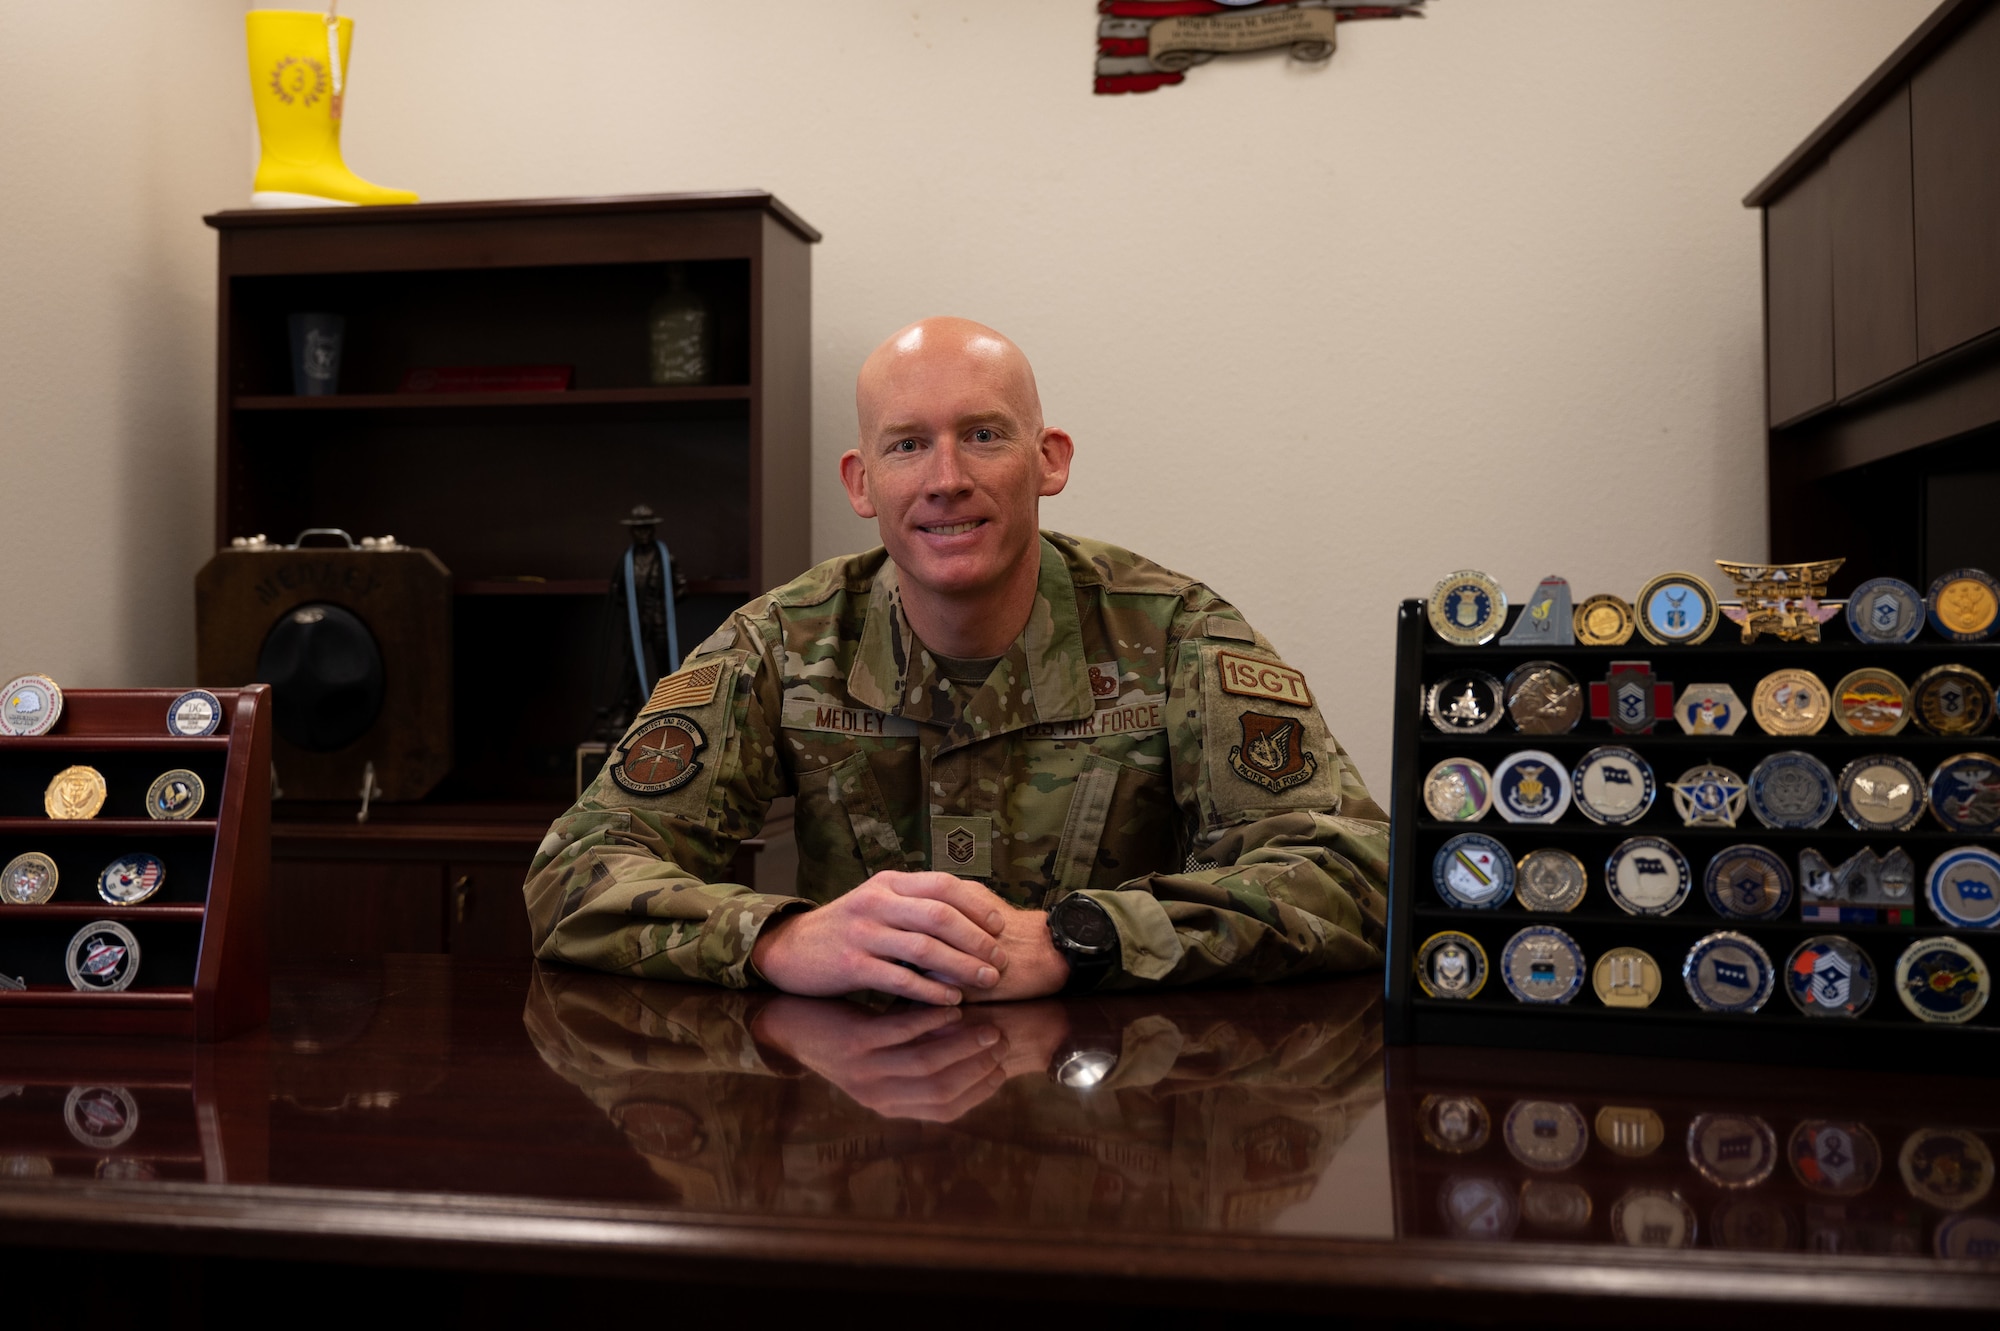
[452,875,471,924]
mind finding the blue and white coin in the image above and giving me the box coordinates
[1747,750,1837,830]
[1433,833,1515,909]
[167,689,223,737]
[1492,749,1572,824]
[1501,926,1585,1005]
[1783,935,1875,1018]
[1683,931,1776,1014]
[1845,577,1925,645]
[1926,845,2000,929]
[1929,753,2000,834]
[1702,844,1793,921]
[1606,836,1693,916]
[1572,746,1655,826]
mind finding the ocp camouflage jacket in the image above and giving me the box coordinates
[522,532,1388,990]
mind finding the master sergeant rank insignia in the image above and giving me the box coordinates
[1230,712,1318,793]
[611,713,708,795]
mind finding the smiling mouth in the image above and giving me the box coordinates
[920,520,985,536]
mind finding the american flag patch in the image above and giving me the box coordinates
[638,661,725,716]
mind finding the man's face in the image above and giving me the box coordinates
[843,331,1070,605]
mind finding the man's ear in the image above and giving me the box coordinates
[1036,428,1074,499]
[839,448,877,518]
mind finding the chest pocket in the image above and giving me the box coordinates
[795,750,917,896]
[1045,754,1176,903]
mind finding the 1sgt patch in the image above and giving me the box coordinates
[612,713,707,795]
[638,661,725,717]
[1230,712,1319,793]
[1217,651,1313,708]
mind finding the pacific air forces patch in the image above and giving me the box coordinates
[1230,712,1319,793]
[612,713,707,795]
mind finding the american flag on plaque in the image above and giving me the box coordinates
[1095,0,1426,96]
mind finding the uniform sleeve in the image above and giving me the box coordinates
[521,609,810,988]
[1080,595,1389,990]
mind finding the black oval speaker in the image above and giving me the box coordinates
[256,602,386,753]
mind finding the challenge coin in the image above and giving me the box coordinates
[166,689,222,737]
[1429,570,1508,646]
[1670,765,1747,829]
[1501,926,1584,1004]
[1798,847,1919,922]
[1433,832,1515,909]
[1936,1214,2000,1260]
[63,1085,139,1149]
[1424,758,1493,822]
[1492,749,1572,823]
[1838,754,1927,832]
[43,765,106,820]
[1596,1107,1666,1158]
[1499,576,1575,647]
[1911,664,1994,736]
[1925,846,2000,929]
[1895,936,1989,1024]
[1419,1095,1491,1153]
[1426,669,1505,734]
[1710,1197,1796,1251]
[1,852,58,905]
[1747,750,1837,830]
[66,920,140,992]
[1832,667,1910,737]
[1590,660,1671,733]
[1789,1120,1881,1195]
[1684,931,1775,1014]
[1752,668,1830,736]
[97,853,165,906]
[1635,572,1720,645]
[1572,746,1656,826]
[1416,931,1489,1000]
[1503,660,1582,734]
[1784,935,1876,1018]
[1610,1189,1695,1248]
[1672,683,1747,736]
[1846,576,1925,645]
[1927,569,2000,643]
[1900,1128,1994,1211]
[1518,1180,1593,1232]
[145,769,205,821]
[1929,753,2000,833]
[1703,844,1793,920]
[1592,947,1662,1008]
[1688,1113,1778,1189]
[1503,1100,1589,1172]
[1573,593,1636,647]
[1439,1176,1517,1240]
[1516,848,1587,912]
[0,674,63,736]
[1606,836,1692,916]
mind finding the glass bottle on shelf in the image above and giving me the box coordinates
[647,265,711,386]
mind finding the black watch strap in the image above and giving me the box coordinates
[1048,893,1119,995]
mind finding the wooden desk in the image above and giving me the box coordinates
[1,959,1996,1324]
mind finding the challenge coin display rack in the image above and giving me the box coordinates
[1385,596,2000,1067]
[0,687,270,1039]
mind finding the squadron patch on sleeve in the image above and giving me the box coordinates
[611,713,708,795]
[1217,651,1313,708]
[637,661,725,717]
[1230,712,1319,793]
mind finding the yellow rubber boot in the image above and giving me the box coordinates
[246,10,417,208]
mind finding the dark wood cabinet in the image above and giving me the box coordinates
[1750,0,2000,588]
[202,194,817,961]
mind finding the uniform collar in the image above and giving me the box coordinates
[848,535,1094,737]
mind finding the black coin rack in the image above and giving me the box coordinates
[1384,598,2000,1067]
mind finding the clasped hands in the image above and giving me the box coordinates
[749,870,1071,1005]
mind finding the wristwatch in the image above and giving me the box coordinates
[1047,892,1119,995]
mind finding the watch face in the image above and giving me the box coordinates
[1055,894,1117,952]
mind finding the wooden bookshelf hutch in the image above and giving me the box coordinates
[202,193,816,959]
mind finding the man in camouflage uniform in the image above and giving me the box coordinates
[524,318,1387,1002]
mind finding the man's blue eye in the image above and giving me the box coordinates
[892,439,918,453]
[971,428,996,443]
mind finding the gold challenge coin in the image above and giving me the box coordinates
[1573,594,1636,647]
[44,766,106,820]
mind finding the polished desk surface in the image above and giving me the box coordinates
[3,958,1999,1322]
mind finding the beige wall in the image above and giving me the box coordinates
[0,1,1934,788]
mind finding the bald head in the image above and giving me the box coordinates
[856,317,1044,441]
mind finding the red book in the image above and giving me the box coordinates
[398,365,573,393]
